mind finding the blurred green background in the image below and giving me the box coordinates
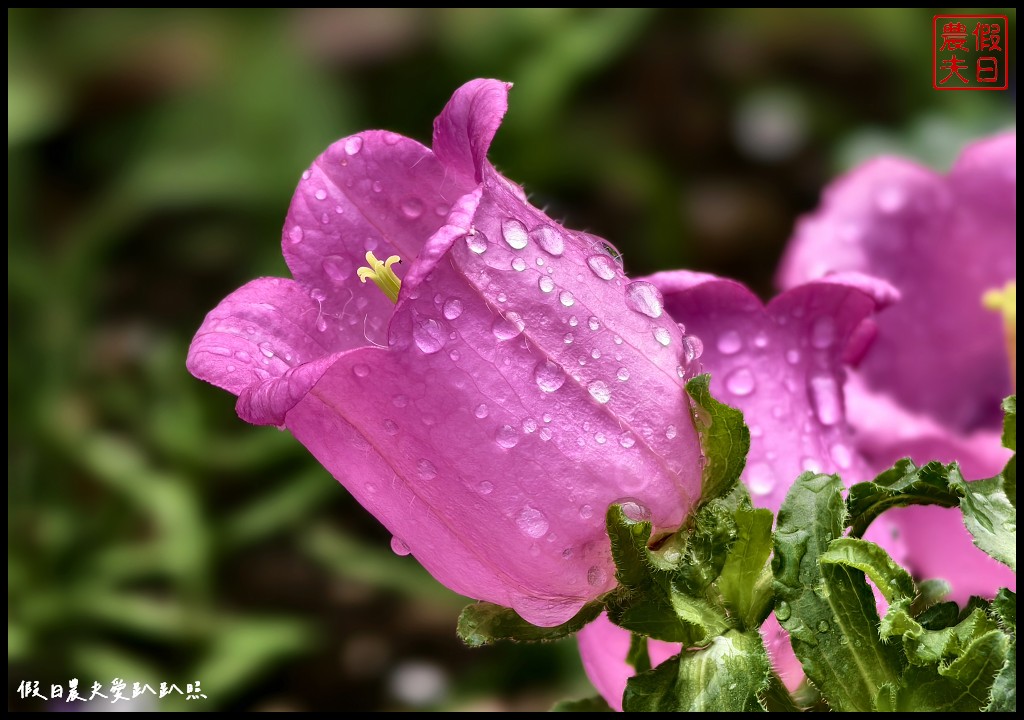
[8,8,1015,711]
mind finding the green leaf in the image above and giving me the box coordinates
[550,695,614,712]
[604,503,733,644]
[686,374,750,504]
[715,505,774,630]
[910,578,952,616]
[846,459,961,538]
[950,474,1016,572]
[990,588,1015,632]
[456,600,602,648]
[623,630,770,712]
[882,599,999,667]
[819,537,916,604]
[772,472,903,712]
[986,638,1016,712]
[1002,395,1016,452]
[894,630,1009,712]
[627,633,652,673]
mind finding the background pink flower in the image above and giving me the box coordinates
[777,133,1016,601]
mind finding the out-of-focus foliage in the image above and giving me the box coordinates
[7,8,1014,711]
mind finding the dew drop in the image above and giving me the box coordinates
[587,566,608,587]
[653,326,671,346]
[530,224,565,256]
[624,281,664,318]
[665,425,678,440]
[383,419,399,435]
[559,290,575,307]
[786,348,801,365]
[811,316,835,349]
[588,317,600,331]
[817,620,830,633]
[492,312,525,341]
[594,432,607,445]
[517,506,549,538]
[538,276,555,293]
[617,498,651,522]
[511,257,527,272]
[563,332,574,345]
[568,315,579,327]
[417,459,437,480]
[344,135,364,155]
[314,188,327,201]
[322,255,352,282]
[619,433,636,448]
[259,342,276,359]
[682,335,704,363]
[495,424,519,449]
[412,318,445,354]
[522,417,538,433]
[371,180,383,193]
[808,372,842,426]
[478,481,493,495]
[539,427,553,441]
[725,367,756,396]
[587,380,611,404]
[442,298,464,320]
[587,254,617,280]
[753,332,769,349]
[534,359,566,393]
[289,226,304,244]
[401,198,424,219]
[465,231,488,254]
[776,601,792,621]
[717,329,743,355]
[579,504,594,520]
[353,363,370,378]
[390,536,411,556]
[590,348,601,360]
[392,394,409,408]
[501,218,529,249]
[616,367,630,382]
[474,403,489,419]
[747,462,777,496]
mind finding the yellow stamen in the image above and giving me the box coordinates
[357,251,403,304]
[983,280,1016,391]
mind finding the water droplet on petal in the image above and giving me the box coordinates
[442,298,464,320]
[725,367,756,396]
[594,432,607,445]
[478,481,493,495]
[717,330,743,355]
[511,257,527,272]
[588,317,600,331]
[534,359,566,393]
[811,316,835,349]
[753,332,769,349]
[501,218,529,249]
[413,318,445,354]
[289,226,304,244]
[522,417,538,433]
[322,255,352,282]
[465,231,488,254]
[492,312,525,340]
[616,367,630,382]
[624,281,664,318]
[401,198,424,219]
[653,327,671,346]
[392,394,408,408]
[665,425,678,440]
[747,462,777,496]
[353,363,370,378]
[314,189,327,201]
[579,504,594,520]
[587,565,608,587]
[530,224,564,256]
[587,255,617,280]
[390,536,411,556]
[259,342,276,359]
[568,315,579,327]
[617,498,651,522]
[808,372,842,426]
[681,335,705,364]
[559,290,575,307]
[587,380,611,404]
[371,180,383,193]
[538,276,555,293]
[830,442,853,469]
[590,348,601,360]
[517,506,549,538]
[876,186,906,213]
[474,403,489,419]
[495,424,519,449]
[786,349,801,365]
[417,459,437,479]
[539,427,553,441]
[563,332,574,345]
[344,136,364,155]
[619,433,636,448]
[383,419,399,435]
